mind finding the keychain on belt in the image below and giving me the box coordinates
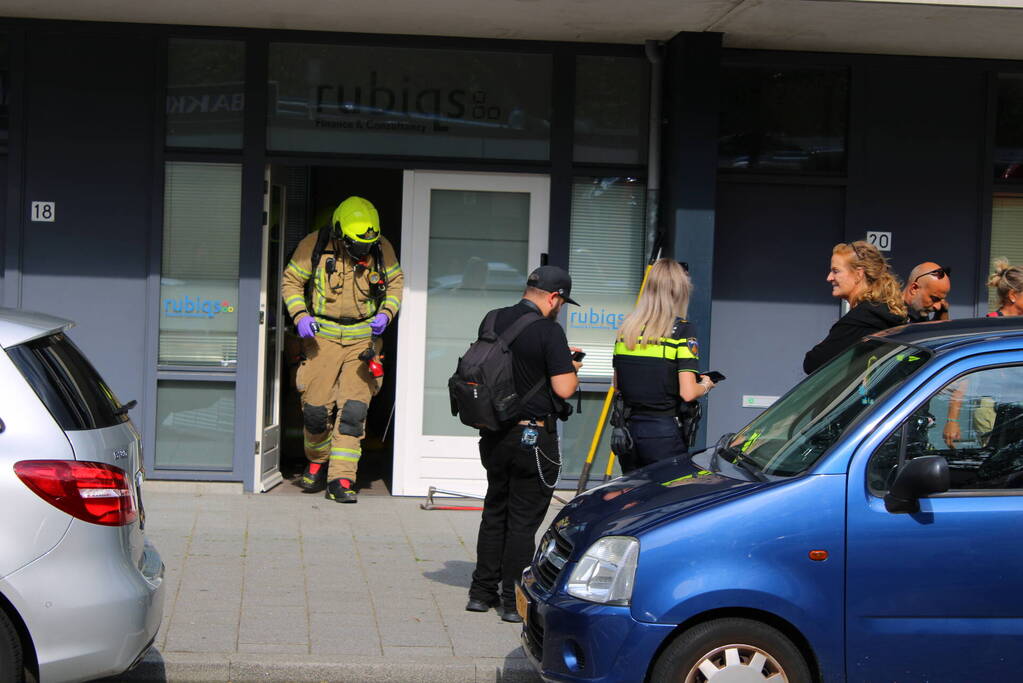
[520,420,539,448]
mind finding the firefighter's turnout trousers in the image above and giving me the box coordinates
[296,335,382,482]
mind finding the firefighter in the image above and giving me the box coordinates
[281,196,403,503]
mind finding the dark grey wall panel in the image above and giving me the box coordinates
[20,31,154,414]
[846,63,986,317]
[708,183,845,440]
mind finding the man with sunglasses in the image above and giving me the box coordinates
[282,196,403,503]
[903,262,952,323]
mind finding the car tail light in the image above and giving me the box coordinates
[14,460,137,526]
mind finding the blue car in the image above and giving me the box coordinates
[518,317,1023,683]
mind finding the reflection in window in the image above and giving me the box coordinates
[995,75,1023,181]
[166,38,245,148]
[574,56,649,165]
[159,162,242,366]
[155,380,235,470]
[567,178,645,378]
[560,391,620,482]
[0,35,9,152]
[268,43,551,160]
[988,195,1023,312]
[422,190,531,436]
[869,365,1023,492]
[719,65,848,174]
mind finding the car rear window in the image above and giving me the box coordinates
[7,332,129,431]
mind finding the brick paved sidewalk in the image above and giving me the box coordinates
[105,485,560,682]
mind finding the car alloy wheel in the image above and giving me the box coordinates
[684,643,786,682]
[650,618,810,683]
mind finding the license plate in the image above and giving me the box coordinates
[514,582,530,626]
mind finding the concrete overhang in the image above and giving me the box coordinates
[0,0,1021,60]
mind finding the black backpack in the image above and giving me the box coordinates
[448,309,546,432]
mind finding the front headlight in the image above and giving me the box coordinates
[565,536,639,605]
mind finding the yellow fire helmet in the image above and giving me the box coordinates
[332,196,380,258]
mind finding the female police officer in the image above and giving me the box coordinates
[612,258,714,473]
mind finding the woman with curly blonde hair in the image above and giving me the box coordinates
[986,258,1023,317]
[803,240,907,374]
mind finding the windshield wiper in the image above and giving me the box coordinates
[710,432,736,472]
[731,451,769,482]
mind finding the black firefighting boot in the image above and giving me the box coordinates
[325,477,358,504]
[298,462,328,493]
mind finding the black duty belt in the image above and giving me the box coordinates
[628,407,678,417]
[314,314,373,325]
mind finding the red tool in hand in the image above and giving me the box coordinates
[359,337,384,378]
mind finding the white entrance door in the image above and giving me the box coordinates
[253,165,287,492]
[393,171,550,497]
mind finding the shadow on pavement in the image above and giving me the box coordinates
[101,649,167,682]
[422,559,475,589]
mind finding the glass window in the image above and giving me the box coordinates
[718,65,848,174]
[154,380,235,470]
[574,56,649,165]
[869,365,1023,492]
[0,35,10,153]
[988,194,1023,312]
[421,189,532,436]
[566,177,646,379]
[166,38,245,149]
[268,43,551,160]
[729,340,930,478]
[559,391,620,481]
[995,75,1023,181]
[7,333,129,431]
[159,162,242,367]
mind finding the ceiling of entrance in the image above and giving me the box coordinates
[1,0,1022,60]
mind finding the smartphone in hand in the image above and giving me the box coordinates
[704,370,726,383]
[572,351,586,362]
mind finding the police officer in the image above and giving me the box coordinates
[612,259,713,473]
[466,265,582,622]
[281,196,403,503]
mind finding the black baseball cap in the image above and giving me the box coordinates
[526,265,579,306]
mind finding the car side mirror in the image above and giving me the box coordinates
[884,455,950,514]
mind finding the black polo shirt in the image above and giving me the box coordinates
[482,300,576,420]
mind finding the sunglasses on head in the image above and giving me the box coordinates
[913,266,951,284]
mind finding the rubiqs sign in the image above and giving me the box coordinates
[308,71,506,133]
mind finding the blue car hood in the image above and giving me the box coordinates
[554,455,765,551]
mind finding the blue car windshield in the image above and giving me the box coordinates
[728,340,932,477]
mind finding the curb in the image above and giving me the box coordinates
[110,651,540,683]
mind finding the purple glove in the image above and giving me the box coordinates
[296,317,317,339]
[369,313,389,336]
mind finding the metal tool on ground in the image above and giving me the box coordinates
[420,486,484,511]
[420,486,570,510]
[575,234,664,495]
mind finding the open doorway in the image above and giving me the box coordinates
[274,165,404,495]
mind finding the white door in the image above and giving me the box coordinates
[393,171,550,496]
[253,165,287,492]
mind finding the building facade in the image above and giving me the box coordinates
[0,16,1020,493]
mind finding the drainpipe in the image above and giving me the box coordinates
[645,40,664,261]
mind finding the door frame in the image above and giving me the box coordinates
[252,164,287,492]
[392,170,550,496]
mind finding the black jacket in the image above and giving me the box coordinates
[803,301,906,374]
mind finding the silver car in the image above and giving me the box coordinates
[0,308,164,683]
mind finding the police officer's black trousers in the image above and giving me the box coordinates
[621,414,688,474]
[469,424,559,610]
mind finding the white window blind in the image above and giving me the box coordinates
[989,194,1023,311]
[159,162,242,366]
[162,162,241,280]
[567,178,646,379]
